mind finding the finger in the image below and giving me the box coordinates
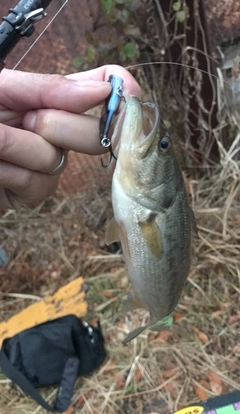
[0,69,111,114]
[0,123,66,173]
[0,161,59,209]
[0,108,23,127]
[23,110,106,155]
[66,64,142,99]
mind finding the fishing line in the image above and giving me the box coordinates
[8,0,231,91]
[123,61,230,87]
[9,0,230,90]
[13,0,69,70]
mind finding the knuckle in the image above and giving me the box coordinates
[41,74,69,89]
[37,74,69,108]
[17,169,34,190]
[33,109,59,136]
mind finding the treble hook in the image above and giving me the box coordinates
[100,144,117,168]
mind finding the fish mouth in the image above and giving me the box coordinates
[116,96,159,157]
[141,100,159,149]
[111,96,159,158]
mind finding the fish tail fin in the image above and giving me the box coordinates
[122,312,174,344]
[122,325,148,344]
[148,313,174,332]
[113,291,144,323]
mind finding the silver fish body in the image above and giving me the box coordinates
[106,97,195,343]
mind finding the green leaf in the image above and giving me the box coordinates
[172,1,181,11]
[183,5,189,16]
[86,45,96,62]
[100,0,115,16]
[122,42,136,59]
[72,56,83,69]
[176,10,186,23]
[125,384,134,393]
[85,31,94,45]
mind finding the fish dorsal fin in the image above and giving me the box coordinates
[105,218,131,259]
[189,207,198,236]
[138,215,163,259]
[105,218,120,245]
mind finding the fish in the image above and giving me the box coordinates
[105,96,197,344]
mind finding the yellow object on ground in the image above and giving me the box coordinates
[0,277,87,347]
[174,407,204,414]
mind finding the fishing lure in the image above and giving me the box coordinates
[100,74,126,165]
[0,0,53,71]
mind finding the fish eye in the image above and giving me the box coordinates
[158,136,172,152]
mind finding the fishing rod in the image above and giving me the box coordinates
[0,0,53,71]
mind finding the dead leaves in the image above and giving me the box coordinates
[77,392,90,407]
[157,377,180,398]
[211,310,224,318]
[192,327,209,343]
[193,381,209,401]
[102,289,115,298]
[162,367,179,379]
[174,311,184,321]
[206,371,223,395]
[134,368,143,382]
[114,368,143,390]
[228,313,240,325]
[114,372,125,390]
[150,331,173,343]
[63,407,74,414]
[194,371,224,400]
[233,344,240,354]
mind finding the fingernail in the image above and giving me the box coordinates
[24,111,37,131]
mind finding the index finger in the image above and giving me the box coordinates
[0,69,111,114]
[66,64,142,100]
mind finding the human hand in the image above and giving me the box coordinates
[0,65,141,209]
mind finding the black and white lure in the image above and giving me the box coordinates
[100,74,126,165]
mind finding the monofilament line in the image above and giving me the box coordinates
[124,61,224,85]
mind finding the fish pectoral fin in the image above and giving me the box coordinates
[189,207,199,237]
[105,219,131,259]
[113,291,145,323]
[105,218,120,245]
[138,215,163,259]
